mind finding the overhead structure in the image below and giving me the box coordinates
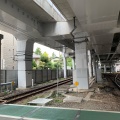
[0,0,120,88]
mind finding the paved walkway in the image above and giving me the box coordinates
[0,104,119,120]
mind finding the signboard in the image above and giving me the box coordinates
[74,81,79,87]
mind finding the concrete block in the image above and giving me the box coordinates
[84,92,94,101]
[28,98,53,106]
[63,95,83,103]
[71,88,94,93]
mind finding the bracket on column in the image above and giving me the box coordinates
[74,38,89,43]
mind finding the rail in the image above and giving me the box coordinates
[0,78,72,104]
[103,73,120,89]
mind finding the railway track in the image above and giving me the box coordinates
[104,74,120,89]
[0,78,72,104]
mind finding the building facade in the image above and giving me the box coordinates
[1,30,17,70]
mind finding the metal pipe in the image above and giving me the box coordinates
[70,17,77,39]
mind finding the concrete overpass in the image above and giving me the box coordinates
[0,0,120,89]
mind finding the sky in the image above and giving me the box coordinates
[33,43,61,57]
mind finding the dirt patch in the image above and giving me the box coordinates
[7,79,120,112]
[66,92,88,98]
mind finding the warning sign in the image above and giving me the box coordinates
[74,81,79,87]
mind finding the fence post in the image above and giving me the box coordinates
[4,70,6,83]
[51,70,52,80]
[5,70,7,89]
[56,69,57,80]
[41,70,43,83]
[47,69,48,81]
[58,69,59,79]
[35,70,36,84]
[67,70,68,77]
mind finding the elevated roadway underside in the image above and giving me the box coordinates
[1,0,120,88]
[1,0,120,61]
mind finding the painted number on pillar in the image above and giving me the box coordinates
[74,81,79,87]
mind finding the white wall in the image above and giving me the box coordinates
[0,30,17,70]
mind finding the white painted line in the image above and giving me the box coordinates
[81,109,120,113]
[0,114,20,119]
[3,104,120,114]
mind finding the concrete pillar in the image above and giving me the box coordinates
[92,56,102,82]
[93,56,97,81]
[92,57,95,77]
[115,64,117,72]
[0,34,3,92]
[111,64,115,73]
[96,61,102,83]
[88,50,92,79]
[92,61,95,76]
[62,46,67,78]
[91,60,94,77]
[109,63,112,73]
[104,65,106,73]
[17,39,34,88]
[74,40,89,89]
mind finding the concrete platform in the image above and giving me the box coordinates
[84,92,94,101]
[63,95,83,103]
[0,104,120,120]
[28,98,53,106]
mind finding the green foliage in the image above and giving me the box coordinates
[67,57,72,68]
[53,60,63,69]
[34,48,42,55]
[59,54,63,59]
[51,52,57,59]
[33,48,69,70]
[40,52,49,63]
[46,61,53,69]
[32,60,37,69]
[38,61,45,69]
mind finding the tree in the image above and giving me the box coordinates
[34,48,42,55]
[51,52,57,59]
[33,48,64,70]
[53,61,62,69]
[67,57,72,68]
[59,54,63,59]
[32,60,37,69]
[40,52,49,63]
[40,52,51,69]
[38,61,45,69]
[46,61,53,69]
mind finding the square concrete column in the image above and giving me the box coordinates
[111,64,115,73]
[92,55,102,82]
[104,65,106,73]
[88,50,92,78]
[92,62,95,76]
[73,40,89,89]
[95,61,102,83]
[62,46,67,78]
[93,57,97,78]
[17,40,34,88]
